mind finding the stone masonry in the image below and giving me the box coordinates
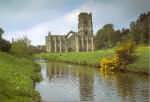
[46,12,94,52]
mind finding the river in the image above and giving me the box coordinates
[35,60,149,102]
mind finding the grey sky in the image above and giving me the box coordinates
[0,0,149,45]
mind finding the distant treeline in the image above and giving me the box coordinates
[0,11,149,53]
[94,11,150,49]
[0,28,45,56]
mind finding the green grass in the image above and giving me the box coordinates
[35,46,149,74]
[0,52,41,102]
[126,46,149,73]
[35,48,115,66]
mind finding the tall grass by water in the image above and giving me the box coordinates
[0,52,41,102]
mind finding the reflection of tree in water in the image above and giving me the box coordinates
[114,73,148,102]
[78,67,94,101]
[100,72,148,102]
[99,71,147,102]
[113,73,136,102]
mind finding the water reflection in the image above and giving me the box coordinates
[98,70,149,102]
[36,61,149,102]
[46,62,94,101]
[78,67,94,101]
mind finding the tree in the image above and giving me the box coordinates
[95,24,120,49]
[29,45,46,54]
[119,28,130,42]
[0,39,11,52]
[129,12,150,44]
[0,28,4,39]
[10,37,32,57]
[95,11,150,49]
[0,27,11,52]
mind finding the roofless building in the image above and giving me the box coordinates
[46,12,94,52]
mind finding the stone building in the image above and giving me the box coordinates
[46,12,94,52]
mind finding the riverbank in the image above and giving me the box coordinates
[0,52,41,102]
[35,46,149,74]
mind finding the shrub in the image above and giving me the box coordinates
[0,39,11,52]
[100,40,136,71]
[116,40,136,67]
[100,56,120,72]
[10,38,32,57]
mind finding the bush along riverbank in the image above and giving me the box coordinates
[100,41,136,72]
[35,46,149,74]
[0,51,41,102]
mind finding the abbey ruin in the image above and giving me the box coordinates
[46,12,94,52]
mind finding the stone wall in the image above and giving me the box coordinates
[46,12,94,53]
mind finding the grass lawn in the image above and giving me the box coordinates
[0,52,41,102]
[35,46,149,74]
[35,48,115,66]
[126,46,149,73]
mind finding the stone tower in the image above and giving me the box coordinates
[45,12,94,53]
[78,12,94,51]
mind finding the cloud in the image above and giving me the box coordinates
[1,0,150,45]
[63,1,126,31]
[66,0,150,30]
[3,14,78,45]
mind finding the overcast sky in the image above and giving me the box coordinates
[0,0,149,45]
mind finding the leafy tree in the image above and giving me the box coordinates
[0,27,11,52]
[0,39,11,52]
[11,37,32,57]
[0,28,4,39]
[119,28,130,41]
[95,24,120,49]
[95,11,149,49]
[129,12,150,44]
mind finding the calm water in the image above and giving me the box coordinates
[35,60,149,102]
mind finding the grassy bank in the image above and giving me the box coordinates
[35,46,149,74]
[35,48,115,66]
[0,52,41,102]
[126,46,149,74]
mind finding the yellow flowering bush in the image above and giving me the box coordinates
[100,40,136,71]
[100,56,120,72]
